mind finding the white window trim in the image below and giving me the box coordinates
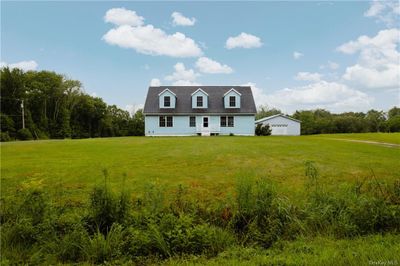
[158,88,176,96]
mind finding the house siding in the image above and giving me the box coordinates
[145,115,255,136]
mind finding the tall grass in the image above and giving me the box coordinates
[1,166,399,264]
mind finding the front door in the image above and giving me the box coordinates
[203,116,209,128]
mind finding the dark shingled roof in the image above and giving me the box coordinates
[143,86,257,114]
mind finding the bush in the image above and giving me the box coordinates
[87,185,130,234]
[16,128,33,140]
[82,224,124,264]
[255,124,271,136]
[1,131,11,142]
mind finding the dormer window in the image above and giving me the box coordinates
[164,96,171,107]
[224,88,241,109]
[197,96,203,107]
[191,88,208,109]
[158,88,176,108]
[229,96,236,107]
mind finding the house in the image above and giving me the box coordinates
[143,86,257,136]
[255,114,301,136]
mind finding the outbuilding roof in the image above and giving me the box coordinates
[255,114,301,123]
[143,86,257,114]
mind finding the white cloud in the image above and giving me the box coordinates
[150,78,161,86]
[225,33,262,49]
[364,1,400,27]
[0,60,38,71]
[320,61,339,70]
[104,8,144,26]
[195,57,233,74]
[103,9,202,58]
[337,28,400,89]
[165,62,200,85]
[171,12,196,26]
[295,72,323,82]
[171,80,201,86]
[125,103,144,115]
[293,51,304,59]
[243,81,372,113]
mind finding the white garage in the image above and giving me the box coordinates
[255,114,301,136]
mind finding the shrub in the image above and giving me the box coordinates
[255,124,271,136]
[56,224,88,262]
[87,185,130,234]
[16,128,33,140]
[87,170,130,234]
[1,131,11,142]
[82,224,124,264]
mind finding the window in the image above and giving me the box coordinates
[220,116,227,127]
[228,116,234,127]
[159,116,166,127]
[220,116,234,127]
[229,96,236,107]
[196,96,203,107]
[203,117,209,128]
[159,116,173,127]
[167,116,173,127]
[189,116,196,127]
[164,96,170,107]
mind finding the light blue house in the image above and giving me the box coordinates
[143,86,257,136]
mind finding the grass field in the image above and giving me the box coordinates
[2,133,400,201]
[1,133,400,265]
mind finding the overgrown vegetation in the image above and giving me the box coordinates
[1,164,399,265]
[0,67,144,141]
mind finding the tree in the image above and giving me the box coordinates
[388,107,400,119]
[256,105,281,120]
[365,109,385,132]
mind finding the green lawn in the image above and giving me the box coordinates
[1,134,399,202]
[1,133,399,265]
[317,132,400,145]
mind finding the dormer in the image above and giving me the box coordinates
[224,88,241,108]
[191,88,208,109]
[159,88,176,109]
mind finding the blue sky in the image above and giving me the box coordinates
[1,1,399,114]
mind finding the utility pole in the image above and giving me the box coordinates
[21,99,25,129]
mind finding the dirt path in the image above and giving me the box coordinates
[326,138,400,148]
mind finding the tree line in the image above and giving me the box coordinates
[1,68,144,141]
[256,106,400,135]
[1,67,399,141]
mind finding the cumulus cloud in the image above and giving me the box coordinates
[364,0,400,27]
[337,28,400,89]
[150,78,161,86]
[295,72,323,82]
[243,81,372,113]
[171,12,196,26]
[195,57,233,74]
[0,60,38,71]
[165,62,200,85]
[103,8,202,58]
[104,7,144,26]
[293,51,304,59]
[125,103,144,115]
[225,33,262,49]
